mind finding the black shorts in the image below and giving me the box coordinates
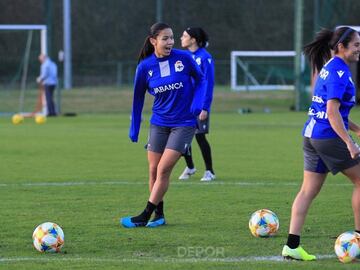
[303,137,360,175]
[146,124,196,154]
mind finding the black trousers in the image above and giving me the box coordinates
[44,84,57,116]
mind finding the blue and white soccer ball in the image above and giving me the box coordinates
[32,222,65,253]
[249,209,279,237]
[334,231,360,263]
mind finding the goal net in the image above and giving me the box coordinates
[0,25,47,116]
[230,51,304,91]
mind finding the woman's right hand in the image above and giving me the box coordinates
[347,141,360,159]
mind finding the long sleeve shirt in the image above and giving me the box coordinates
[191,47,215,112]
[129,49,206,142]
[39,58,58,86]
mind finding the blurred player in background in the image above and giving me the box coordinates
[179,27,215,182]
[37,54,58,116]
[282,26,360,261]
[121,22,206,228]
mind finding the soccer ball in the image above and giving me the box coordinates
[35,115,46,124]
[32,222,65,253]
[249,209,279,237]
[12,114,24,125]
[334,231,360,263]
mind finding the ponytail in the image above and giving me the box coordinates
[303,29,332,74]
[303,26,357,73]
[138,37,154,64]
[137,22,171,63]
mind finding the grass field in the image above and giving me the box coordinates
[1,103,360,269]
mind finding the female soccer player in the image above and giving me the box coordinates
[178,27,215,182]
[282,27,360,260]
[121,23,206,228]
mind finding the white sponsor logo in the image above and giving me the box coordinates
[208,58,212,64]
[159,61,170,77]
[308,108,328,119]
[312,95,324,104]
[148,70,153,77]
[319,68,329,80]
[154,82,184,94]
[175,60,184,72]
[195,57,201,65]
[337,70,344,78]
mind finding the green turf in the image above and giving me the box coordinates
[1,110,360,269]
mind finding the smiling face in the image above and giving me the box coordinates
[338,32,360,64]
[150,28,174,58]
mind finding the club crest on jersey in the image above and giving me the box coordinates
[196,57,201,65]
[175,60,184,72]
[148,70,153,77]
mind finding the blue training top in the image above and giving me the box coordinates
[129,49,206,142]
[190,47,215,112]
[303,56,356,139]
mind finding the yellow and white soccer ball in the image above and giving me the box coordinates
[334,231,360,263]
[32,222,65,253]
[249,209,279,237]
[12,114,24,125]
[35,115,46,124]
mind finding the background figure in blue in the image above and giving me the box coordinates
[121,23,206,228]
[37,54,58,116]
[179,27,215,182]
[282,27,360,261]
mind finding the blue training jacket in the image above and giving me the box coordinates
[129,49,206,142]
[190,47,215,112]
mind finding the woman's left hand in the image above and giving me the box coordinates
[199,110,208,121]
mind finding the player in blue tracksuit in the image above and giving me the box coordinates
[282,27,360,261]
[121,23,206,228]
[179,27,216,182]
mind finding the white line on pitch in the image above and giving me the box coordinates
[0,254,336,264]
[0,180,352,188]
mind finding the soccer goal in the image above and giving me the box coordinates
[0,24,47,116]
[230,51,304,91]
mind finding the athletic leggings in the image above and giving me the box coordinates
[184,133,214,173]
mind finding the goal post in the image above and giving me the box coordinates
[0,25,47,55]
[230,51,304,91]
[0,24,47,116]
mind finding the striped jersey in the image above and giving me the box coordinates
[129,49,206,142]
[303,56,356,139]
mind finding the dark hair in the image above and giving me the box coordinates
[303,26,357,73]
[185,27,209,48]
[138,22,171,63]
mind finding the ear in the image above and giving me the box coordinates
[149,37,157,46]
[337,42,346,52]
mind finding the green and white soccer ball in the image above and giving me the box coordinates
[32,222,65,253]
[249,209,279,237]
[334,231,360,263]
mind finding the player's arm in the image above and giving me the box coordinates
[188,55,206,116]
[327,99,360,159]
[199,57,215,120]
[129,65,147,142]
